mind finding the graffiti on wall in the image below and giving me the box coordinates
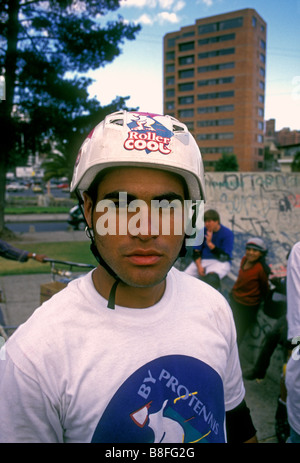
[204,172,300,274]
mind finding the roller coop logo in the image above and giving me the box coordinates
[124,115,173,155]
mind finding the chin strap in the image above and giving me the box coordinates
[76,192,120,309]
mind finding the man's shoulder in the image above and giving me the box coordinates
[220,224,234,236]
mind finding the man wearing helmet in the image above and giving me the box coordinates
[0,111,256,443]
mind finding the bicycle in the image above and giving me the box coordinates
[0,258,95,340]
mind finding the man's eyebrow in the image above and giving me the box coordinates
[102,191,184,202]
[152,192,184,203]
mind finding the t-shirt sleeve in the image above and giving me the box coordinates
[287,242,300,340]
[0,350,63,443]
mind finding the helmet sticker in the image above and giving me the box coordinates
[124,113,173,155]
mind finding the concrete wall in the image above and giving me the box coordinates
[204,171,300,275]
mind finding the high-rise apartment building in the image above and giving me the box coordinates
[163,8,267,171]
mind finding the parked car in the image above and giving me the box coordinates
[68,204,86,231]
[6,182,27,192]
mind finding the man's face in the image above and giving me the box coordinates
[204,219,219,232]
[84,167,186,289]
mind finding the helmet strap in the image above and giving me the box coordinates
[76,191,120,309]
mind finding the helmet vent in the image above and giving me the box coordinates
[110,118,124,126]
[172,124,185,133]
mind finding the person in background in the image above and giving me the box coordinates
[184,209,234,290]
[229,237,270,346]
[0,239,47,263]
[285,241,300,443]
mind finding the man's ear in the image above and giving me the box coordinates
[83,192,93,228]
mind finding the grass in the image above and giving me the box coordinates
[0,241,97,276]
[5,205,75,214]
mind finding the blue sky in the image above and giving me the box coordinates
[87,0,300,131]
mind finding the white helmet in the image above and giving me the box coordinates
[71,111,206,201]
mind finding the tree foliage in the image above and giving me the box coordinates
[0,0,141,233]
[291,151,300,172]
[214,153,239,172]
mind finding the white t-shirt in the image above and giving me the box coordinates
[0,267,244,443]
[286,242,300,435]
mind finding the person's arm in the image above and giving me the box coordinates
[0,239,47,262]
[192,249,205,276]
[226,400,257,443]
[27,252,47,263]
[207,228,234,262]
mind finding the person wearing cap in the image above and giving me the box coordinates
[184,209,234,290]
[0,111,256,443]
[229,237,270,346]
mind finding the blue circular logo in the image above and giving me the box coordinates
[91,355,225,443]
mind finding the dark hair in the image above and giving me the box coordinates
[204,209,220,223]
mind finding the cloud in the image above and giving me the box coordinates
[120,0,157,8]
[157,11,180,23]
[196,0,214,6]
[136,13,154,25]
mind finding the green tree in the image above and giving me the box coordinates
[291,151,300,172]
[214,153,239,172]
[0,0,141,235]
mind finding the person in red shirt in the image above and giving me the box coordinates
[229,237,270,345]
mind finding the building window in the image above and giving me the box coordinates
[259,67,265,77]
[260,53,265,63]
[198,62,235,73]
[178,82,194,91]
[198,23,218,35]
[258,121,264,130]
[185,121,194,130]
[252,16,257,28]
[259,81,265,90]
[258,94,264,103]
[198,76,235,86]
[258,107,264,117]
[260,39,266,50]
[178,41,195,52]
[197,91,234,100]
[179,55,195,65]
[167,38,176,48]
[179,95,194,105]
[219,17,243,30]
[179,69,195,78]
[197,104,234,113]
[257,134,264,143]
[178,108,194,118]
[198,33,235,45]
[197,132,233,140]
[198,17,243,34]
[166,51,175,61]
[166,89,175,97]
[166,101,175,110]
[201,146,234,154]
[166,76,175,85]
[198,48,235,59]
[166,64,175,73]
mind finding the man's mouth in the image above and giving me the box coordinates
[125,250,163,266]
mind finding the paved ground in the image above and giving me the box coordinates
[0,228,288,443]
